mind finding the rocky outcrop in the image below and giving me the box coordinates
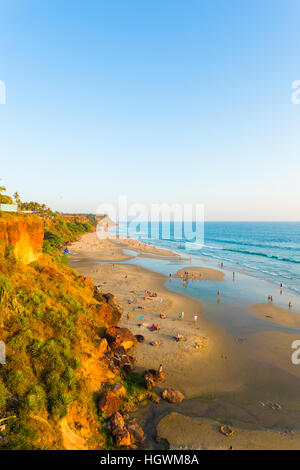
[110,412,125,433]
[107,346,136,373]
[0,214,43,264]
[128,423,145,444]
[113,384,126,397]
[105,327,138,350]
[161,389,184,404]
[93,302,122,327]
[114,428,131,446]
[143,369,165,390]
[98,391,122,418]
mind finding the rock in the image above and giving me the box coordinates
[135,334,145,343]
[149,369,165,382]
[144,375,155,390]
[220,424,234,437]
[103,293,117,306]
[123,362,133,373]
[110,412,124,433]
[94,302,122,327]
[161,388,184,404]
[98,391,122,418]
[113,384,127,397]
[105,327,138,350]
[115,427,131,447]
[143,369,165,390]
[98,338,108,356]
[128,423,145,444]
[147,392,161,403]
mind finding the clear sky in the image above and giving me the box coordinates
[1,0,300,220]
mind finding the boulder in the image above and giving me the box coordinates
[123,363,133,373]
[103,293,117,306]
[143,369,165,390]
[147,392,161,403]
[161,388,184,404]
[128,423,145,444]
[105,327,138,350]
[110,412,124,433]
[98,338,108,356]
[135,334,145,343]
[113,384,126,397]
[98,391,122,418]
[115,427,131,447]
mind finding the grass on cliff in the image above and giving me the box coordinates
[0,230,117,449]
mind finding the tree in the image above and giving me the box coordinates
[13,192,21,208]
[0,187,12,205]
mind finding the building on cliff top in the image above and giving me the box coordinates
[0,203,18,212]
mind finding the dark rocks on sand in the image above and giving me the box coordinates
[128,423,145,444]
[114,427,131,447]
[143,369,165,390]
[98,391,122,418]
[135,334,145,343]
[161,388,184,404]
[105,326,138,350]
[110,412,125,433]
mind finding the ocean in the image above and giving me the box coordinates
[110,221,300,295]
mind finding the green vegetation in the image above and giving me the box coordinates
[0,186,13,204]
[0,201,108,449]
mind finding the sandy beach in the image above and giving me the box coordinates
[249,303,300,329]
[69,232,300,450]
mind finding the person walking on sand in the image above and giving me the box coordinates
[158,364,163,373]
[289,301,293,309]
[194,314,198,323]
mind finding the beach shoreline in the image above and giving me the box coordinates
[68,232,300,449]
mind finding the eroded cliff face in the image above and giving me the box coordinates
[0,214,44,264]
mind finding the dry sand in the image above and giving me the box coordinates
[68,232,300,449]
[70,232,184,262]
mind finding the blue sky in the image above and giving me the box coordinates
[1,0,300,220]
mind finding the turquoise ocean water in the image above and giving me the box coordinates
[111,221,300,296]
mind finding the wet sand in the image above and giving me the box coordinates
[174,266,224,282]
[156,412,300,450]
[68,233,300,449]
[249,303,300,329]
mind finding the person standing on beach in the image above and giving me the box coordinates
[233,272,235,280]
[194,314,198,324]
[158,364,163,373]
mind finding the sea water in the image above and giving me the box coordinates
[111,221,300,296]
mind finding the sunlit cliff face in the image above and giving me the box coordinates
[0,215,44,264]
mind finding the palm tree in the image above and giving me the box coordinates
[13,192,21,208]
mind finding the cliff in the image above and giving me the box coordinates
[0,213,44,264]
[0,210,145,450]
